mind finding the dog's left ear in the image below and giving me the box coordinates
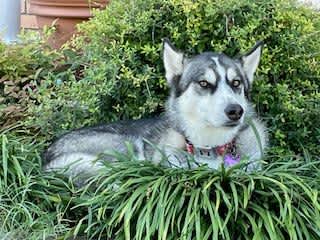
[163,38,184,85]
[241,41,263,84]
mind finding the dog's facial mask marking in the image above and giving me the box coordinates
[163,40,263,95]
[226,68,242,94]
[194,68,217,95]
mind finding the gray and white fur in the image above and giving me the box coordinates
[43,39,268,177]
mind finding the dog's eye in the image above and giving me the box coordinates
[232,79,241,88]
[199,80,209,88]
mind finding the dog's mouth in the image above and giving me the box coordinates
[223,121,241,127]
[204,120,241,128]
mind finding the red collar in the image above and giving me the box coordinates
[185,139,236,157]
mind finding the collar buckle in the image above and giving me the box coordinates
[194,146,216,159]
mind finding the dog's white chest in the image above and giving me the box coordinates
[194,153,224,169]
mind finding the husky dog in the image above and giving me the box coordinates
[44,39,268,177]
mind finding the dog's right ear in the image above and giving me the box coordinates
[241,41,263,84]
[163,38,184,85]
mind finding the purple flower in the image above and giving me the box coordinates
[224,154,240,167]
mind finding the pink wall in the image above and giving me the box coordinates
[21,0,38,29]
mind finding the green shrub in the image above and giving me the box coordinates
[28,0,320,156]
[0,33,63,129]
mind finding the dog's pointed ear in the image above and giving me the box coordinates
[241,41,263,84]
[163,38,184,85]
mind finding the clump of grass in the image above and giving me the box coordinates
[73,153,320,240]
[0,131,76,239]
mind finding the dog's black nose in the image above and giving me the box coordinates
[225,104,244,121]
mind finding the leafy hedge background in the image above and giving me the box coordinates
[25,0,320,155]
[1,0,320,239]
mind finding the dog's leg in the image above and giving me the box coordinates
[237,119,268,171]
[44,153,103,177]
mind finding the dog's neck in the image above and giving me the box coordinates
[184,124,239,147]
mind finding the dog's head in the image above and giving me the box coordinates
[163,39,263,143]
